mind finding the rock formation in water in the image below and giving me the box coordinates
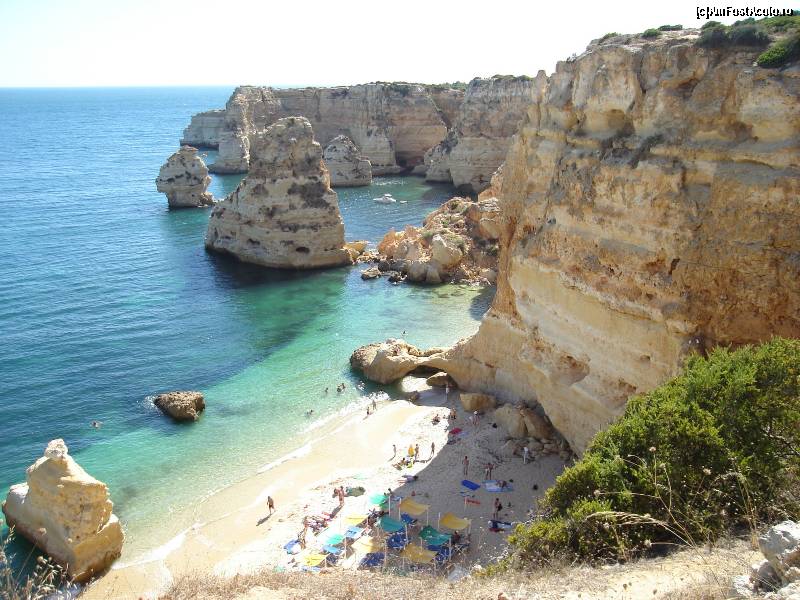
[154,390,206,421]
[155,146,214,208]
[425,76,541,193]
[1,439,124,582]
[368,196,500,284]
[185,83,462,175]
[205,116,352,269]
[349,339,446,384]
[180,109,226,148]
[323,135,372,187]
[432,29,800,454]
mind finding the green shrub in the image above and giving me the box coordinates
[758,33,800,67]
[697,24,731,48]
[642,28,661,38]
[658,24,683,31]
[508,338,800,567]
[760,14,800,31]
[728,24,770,46]
[600,32,619,42]
[701,20,722,29]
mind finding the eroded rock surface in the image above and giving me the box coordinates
[323,135,372,187]
[420,31,800,454]
[155,146,214,208]
[154,390,206,421]
[425,75,540,193]
[180,109,226,148]
[349,339,446,385]
[198,84,457,175]
[1,439,124,582]
[206,117,352,269]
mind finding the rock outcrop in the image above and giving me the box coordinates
[349,339,445,385]
[425,75,541,193]
[153,390,206,421]
[369,196,500,284]
[196,84,457,175]
[1,439,124,582]
[205,117,352,269]
[430,30,800,454]
[732,521,800,596]
[323,135,372,187]
[180,109,226,148]
[155,146,214,209]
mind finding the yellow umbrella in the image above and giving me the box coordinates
[301,552,328,567]
[398,498,430,517]
[401,544,437,564]
[440,512,471,531]
[353,536,384,554]
[344,514,367,526]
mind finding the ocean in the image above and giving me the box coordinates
[0,87,492,559]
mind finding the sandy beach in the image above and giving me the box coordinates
[84,383,567,599]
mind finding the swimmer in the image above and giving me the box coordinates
[90,420,102,429]
[305,409,315,417]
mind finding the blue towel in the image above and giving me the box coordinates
[461,479,480,491]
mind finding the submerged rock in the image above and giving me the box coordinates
[154,390,206,421]
[205,117,352,269]
[155,146,214,209]
[1,439,124,582]
[323,135,372,187]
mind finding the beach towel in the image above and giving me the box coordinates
[283,539,301,554]
[449,427,463,435]
[484,481,514,492]
[461,479,480,491]
[465,498,481,505]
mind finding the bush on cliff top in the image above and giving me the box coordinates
[642,28,661,39]
[757,32,800,67]
[507,338,800,567]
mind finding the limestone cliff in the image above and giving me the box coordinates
[323,135,372,187]
[425,75,541,193]
[431,30,800,454]
[197,84,456,175]
[180,109,226,148]
[155,146,214,208]
[205,116,352,269]
[2,439,124,582]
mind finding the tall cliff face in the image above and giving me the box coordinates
[439,31,800,454]
[425,76,541,193]
[180,109,226,148]
[205,117,352,269]
[197,84,455,175]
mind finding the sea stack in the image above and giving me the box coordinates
[1,439,124,582]
[323,135,372,187]
[155,146,214,208]
[205,116,352,269]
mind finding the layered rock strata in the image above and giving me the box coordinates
[369,196,500,284]
[2,439,124,582]
[187,84,458,175]
[323,135,372,187]
[155,146,214,208]
[205,117,352,269]
[430,30,800,454]
[180,109,226,148]
[425,75,541,193]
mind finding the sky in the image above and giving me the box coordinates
[0,0,776,87]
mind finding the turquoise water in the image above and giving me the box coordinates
[0,88,491,557]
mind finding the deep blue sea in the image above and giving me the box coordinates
[0,87,491,558]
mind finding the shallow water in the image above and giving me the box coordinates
[0,87,492,558]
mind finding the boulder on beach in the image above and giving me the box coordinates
[426,371,455,388]
[154,390,206,421]
[494,404,528,438]
[460,392,497,412]
[1,439,124,582]
[350,339,446,385]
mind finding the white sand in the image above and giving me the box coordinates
[83,385,566,599]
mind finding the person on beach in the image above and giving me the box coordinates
[267,496,275,515]
[470,411,479,427]
[523,446,530,464]
[391,444,396,460]
[371,398,377,412]
[414,443,419,463]
[488,462,495,479]
[493,497,502,520]
[484,463,491,480]
[463,455,469,477]
[430,441,435,460]
[449,408,457,421]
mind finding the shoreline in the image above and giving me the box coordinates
[83,384,567,599]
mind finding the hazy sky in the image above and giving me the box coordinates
[0,0,764,87]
